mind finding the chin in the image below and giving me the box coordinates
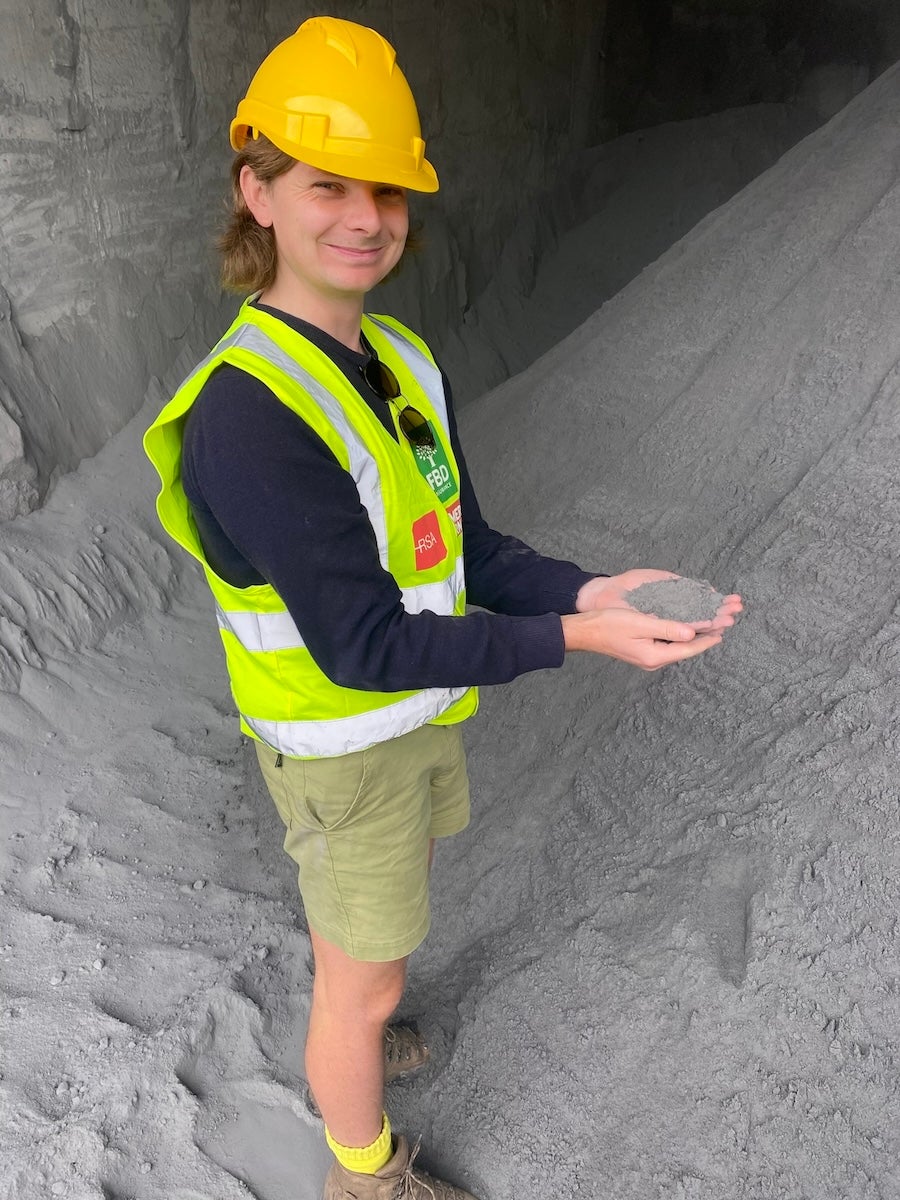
[336,268,398,294]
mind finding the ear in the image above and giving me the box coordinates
[239,164,274,228]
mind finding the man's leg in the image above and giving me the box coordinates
[305,926,408,1148]
[310,843,478,1198]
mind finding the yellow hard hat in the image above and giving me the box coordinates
[230,16,438,193]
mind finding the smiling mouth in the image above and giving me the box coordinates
[326,244,387,256]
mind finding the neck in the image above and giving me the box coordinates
[258,281,365,352]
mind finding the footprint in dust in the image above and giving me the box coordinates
[200,1085,332,1200]
[694,857,759,987]
[177,989,331,1200]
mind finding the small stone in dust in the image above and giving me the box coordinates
[625,578,725,622]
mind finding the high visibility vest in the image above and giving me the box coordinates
[143,300,478,757]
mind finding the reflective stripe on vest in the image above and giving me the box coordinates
[367,315,451,430]
[216,554,466,652]
[231,323,391,560]
[243,682,469,759]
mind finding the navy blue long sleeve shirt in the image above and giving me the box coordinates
[181,303,599,692]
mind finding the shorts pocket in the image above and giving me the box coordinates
[286,749,370,833]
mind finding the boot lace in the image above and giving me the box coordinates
[395,1139,435,1199]
[384,1026,417,1069]
[394,1139,464,1200]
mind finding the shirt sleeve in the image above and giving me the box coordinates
[182,366,567,692]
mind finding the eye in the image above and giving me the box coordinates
[312,180,343,193]
[376,185,406,200]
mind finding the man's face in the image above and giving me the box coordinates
[250,160,410,306]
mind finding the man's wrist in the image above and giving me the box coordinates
[574,574,611,613]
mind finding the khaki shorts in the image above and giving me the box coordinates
[254,723,470,962]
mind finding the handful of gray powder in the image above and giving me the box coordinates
[624,577,725,622]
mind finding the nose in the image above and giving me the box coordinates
[344,184,382,234]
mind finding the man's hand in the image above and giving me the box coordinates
[561,606,723,670]
[564,568,743,670]
[576,569,742,634]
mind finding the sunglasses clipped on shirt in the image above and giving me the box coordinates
[360,352,437,455]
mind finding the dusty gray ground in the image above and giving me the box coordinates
[3,70,900,1200]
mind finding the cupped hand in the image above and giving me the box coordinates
[562,605,723,670]
[576,569,742,633]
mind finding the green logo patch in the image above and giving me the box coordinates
[412,427,456,502]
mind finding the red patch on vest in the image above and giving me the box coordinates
[446,500,462,535]
[412,511,448,570]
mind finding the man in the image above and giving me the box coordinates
[144,17,740,1199]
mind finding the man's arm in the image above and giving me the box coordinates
[186,368,739,690]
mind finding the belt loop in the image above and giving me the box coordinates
[274,752,283,768]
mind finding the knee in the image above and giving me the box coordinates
[366,968,406,1025]
[313,957,407,1027]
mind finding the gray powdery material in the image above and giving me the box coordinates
[625,578,725,621]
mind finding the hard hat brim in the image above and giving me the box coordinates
[230,120,440,194]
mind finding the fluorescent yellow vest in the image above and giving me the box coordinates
[143,301,478,757]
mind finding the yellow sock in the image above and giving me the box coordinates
[325,1113,393,1175]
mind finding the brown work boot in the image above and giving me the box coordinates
[383,1024,429,1084]
[322,1135,479,1200]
